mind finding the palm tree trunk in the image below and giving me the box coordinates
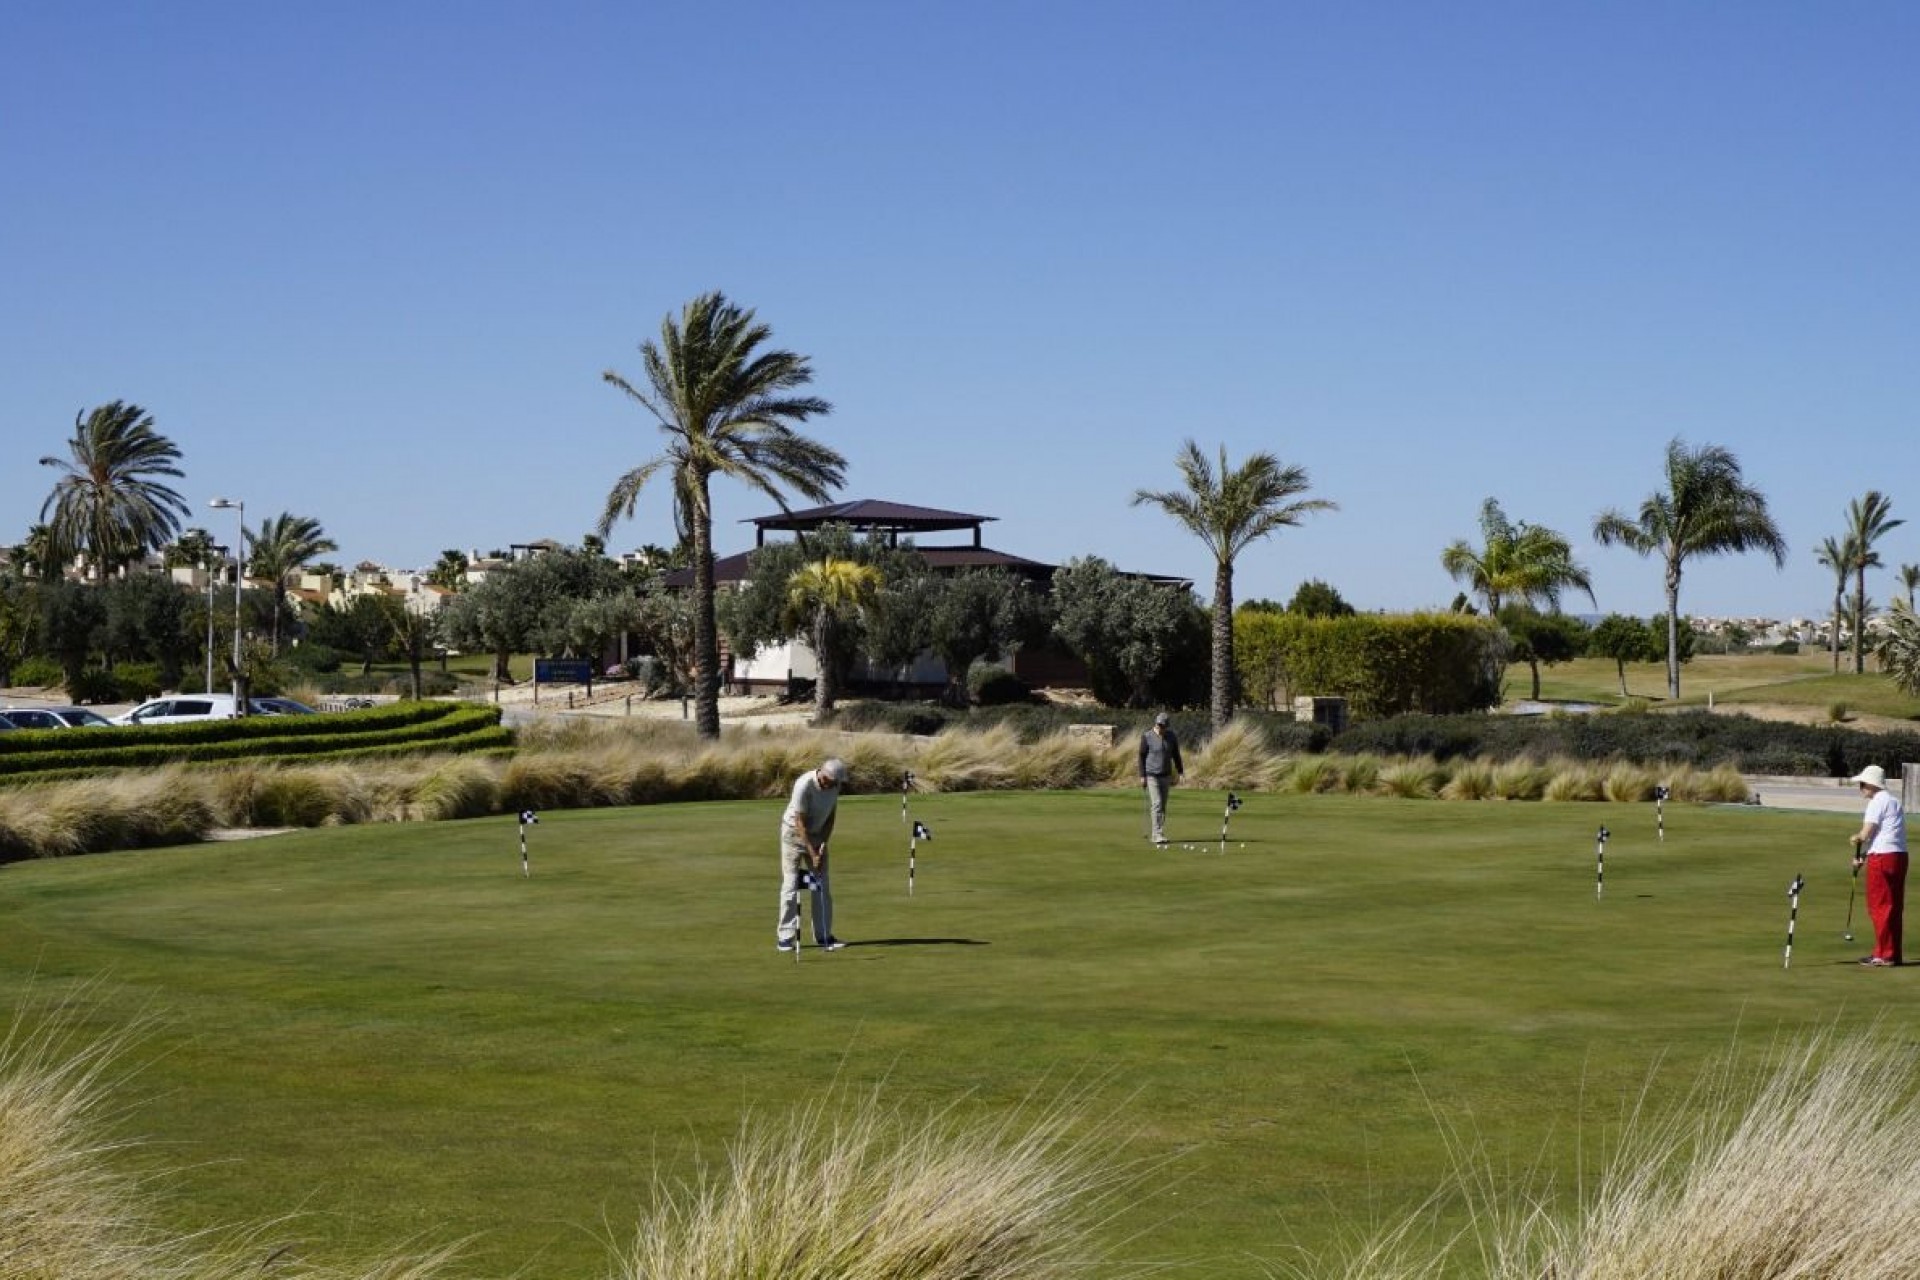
[1211,560,1235,729]
[690,486,722,740]
[1831,591,1843,673]
[812,612,835,724]
[1853,567,1866,674]
[1664,559,1683,701]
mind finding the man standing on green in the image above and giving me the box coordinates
[778,757,848,953]
[1139,713,1184,848]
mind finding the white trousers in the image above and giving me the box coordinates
[777,827,833,944]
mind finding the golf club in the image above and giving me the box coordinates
[517,808,538,877]
[1783,871,1805,969]
[1844,855,1859,942]
[1595,826,1609,901]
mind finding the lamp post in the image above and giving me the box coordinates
[210,498,246,714]
[203,544,228,694]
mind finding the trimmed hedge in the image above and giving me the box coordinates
[1332,708,1920,778]
[0,702,508,781]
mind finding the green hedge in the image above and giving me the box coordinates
[0,702,507,779]
[1235,612,1508,717]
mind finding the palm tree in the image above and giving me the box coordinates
[427,549,469,591]
[1900,562,1920,609]
[1843,491,1903,674]
[1442,497,1596,616]
[596,291,842,739]
[1814,534,1855,673]
[785,558,883,723]
[15,525,58,581]
[245,512,339,654]
[1133,441,1335,729]
[38,401,189,575]
[1592,438,1787,700]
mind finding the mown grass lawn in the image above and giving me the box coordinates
[1511,650,1920,718]
[0,788,1896,1278]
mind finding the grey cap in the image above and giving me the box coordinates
[821,758,849,783]
[1154,712,1170,725]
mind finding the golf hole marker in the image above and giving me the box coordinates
[517,808,538,877]
[1594,826,1610,900]
[1783,872,1805,969]
[1219,792,1243,850]
[1653,784,1669,843]
[909,820,931,895]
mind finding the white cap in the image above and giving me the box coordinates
[821,758,849,783]
[1851,764,1887,790]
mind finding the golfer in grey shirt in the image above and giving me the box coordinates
[777,758,848,952]
[1139,713,1184,847]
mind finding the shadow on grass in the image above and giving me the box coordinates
[845,938,990,948]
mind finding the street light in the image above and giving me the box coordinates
[203,543,228,693]
[210,498,246,714]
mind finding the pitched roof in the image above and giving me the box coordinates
[747,500,994,534]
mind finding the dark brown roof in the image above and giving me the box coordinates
[665,543,1056,588]
[747,500,994,534]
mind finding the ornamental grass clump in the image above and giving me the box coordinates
[1438,759,1497,801]
[1601,760,1660,803]
[1185,720,1283,792]
[616,1086,1141,1280]
[1377,756,1447,799]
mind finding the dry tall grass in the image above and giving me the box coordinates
[0,1001,457,1280]
[0,712,1794,861]
[616,1085,1143,1280]
[1312,1030,1920,1280]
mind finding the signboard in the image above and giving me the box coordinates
[534,658,594,685]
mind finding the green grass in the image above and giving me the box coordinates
[1510,650,1920,716]
[0,790,1893,1278]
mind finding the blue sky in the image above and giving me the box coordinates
[5,2,1917,619]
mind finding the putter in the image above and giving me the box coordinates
[517,808,538,877]
[1784,872,1805,969]
[1844,857,1859,942]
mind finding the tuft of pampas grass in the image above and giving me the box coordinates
[1542,762,1604,802]
[1438,760,1496,801]
[615,1083,1145,1280]
[1601,760,1660,803]
[1185,721,1284,792]
[1376,756,1448,799]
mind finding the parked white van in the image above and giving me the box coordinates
[113,694,244,726]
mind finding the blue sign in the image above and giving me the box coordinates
[535,658,594,684]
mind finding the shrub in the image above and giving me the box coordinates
[109,662,163,701]
[1439,759,1496,800]
[8,655,62,688]
[1773,638,1801,654]
[64,669,120,706]
[284,642,343,674]
[1377,756,1447,799]
[967,662,1032,707]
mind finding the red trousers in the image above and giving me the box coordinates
[1864,852,1908,965]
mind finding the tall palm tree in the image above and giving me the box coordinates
[1899,562,1920,609]
[38,401,189,575]
[785,558,883,723]
[1441,497,1596,615]
[1133,441,1335,729]
[1814,534,1855,674]
[15,525,58,581]
[245,512,339,654]
[1593,438,1786,700]
[1843,491,1903,674]
[597,291,842,739]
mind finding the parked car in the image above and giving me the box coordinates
[249,697,317,715]
[0,712,17,731]
[0,706,115,730]
[113,694,244,726]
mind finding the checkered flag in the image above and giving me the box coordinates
[913,820,932,841]
[518,809,537,876]
[519,809,539,825]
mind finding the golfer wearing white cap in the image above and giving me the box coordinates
[777,758,848,952]
[1848,764,1907,967]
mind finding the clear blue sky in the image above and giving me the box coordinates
[5,2,1916,620]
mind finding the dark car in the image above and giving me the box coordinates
[1,706,115,730]
[249,697,318,715]
[0,712,16,731]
